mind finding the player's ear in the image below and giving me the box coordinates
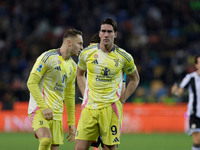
[66,39,71,47]
[114,32,117,38]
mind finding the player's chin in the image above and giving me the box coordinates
[103,39,110,43]
[77,50,81,56]
[103,41,110,45]
[72,52,79,57]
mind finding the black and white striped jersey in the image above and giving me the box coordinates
[180,71,200,118]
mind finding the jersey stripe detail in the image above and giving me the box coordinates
[116,48,131,62]
[41,51,58,63]
[88,44,97,49]
[190,77,197,115]
[111,102,122,135]
[180,72,200,117]
[81,46,93,53]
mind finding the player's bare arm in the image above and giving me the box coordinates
[120,69,140,104]
[77,66,86,97]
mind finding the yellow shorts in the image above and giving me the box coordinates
[75,100,123,145]
[29,109,64,145]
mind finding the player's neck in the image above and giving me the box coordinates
[60,47,70,60]
[197,70,200,76]
[99,43,114,53]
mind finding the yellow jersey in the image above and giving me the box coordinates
[78,44,136,109]
[28,49,76,124]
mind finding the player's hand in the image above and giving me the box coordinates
[42,108,53,120]
[66,125,76,142]
[171,83,178,95]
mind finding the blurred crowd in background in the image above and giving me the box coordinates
[0,0,200,110]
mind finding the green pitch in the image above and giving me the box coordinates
[0,132,191,150]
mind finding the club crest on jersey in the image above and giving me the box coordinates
[55,66,61,71]
[113,59,118,67]
[69,67,72,75]
[37,64,43,72]
[39,121,43,125]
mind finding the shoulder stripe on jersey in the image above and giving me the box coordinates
[116,48,131,62]
[41,51,58,63]
[190,77,197,115]
[81,45,95,52]
[89,44,97,49]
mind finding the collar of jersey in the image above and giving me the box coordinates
[97,43,115,52]
[57,48,62,56]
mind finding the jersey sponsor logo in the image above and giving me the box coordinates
[96,67,112,82]
[92,59,98,64]
[55,66,61,71]
[113,137,119,143]
[37,64,43,72]
[53,82,64,92]
[101,67,110,76]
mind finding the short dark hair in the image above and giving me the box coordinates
[100,18,118,32]
[194,55,200,64]
[63,28,82,39]
[90,33,100,43]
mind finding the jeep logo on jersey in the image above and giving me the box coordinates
[96,67,112,82]
[101,68,110,76]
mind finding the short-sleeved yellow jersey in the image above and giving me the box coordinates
[78,44,136,109]
[28,49,76,122]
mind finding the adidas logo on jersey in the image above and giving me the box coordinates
[55,66,61,71]
[113,137,119,143]
[92,59,98,64]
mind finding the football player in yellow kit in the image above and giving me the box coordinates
[75,18,139,150]
[27,28,83,150]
